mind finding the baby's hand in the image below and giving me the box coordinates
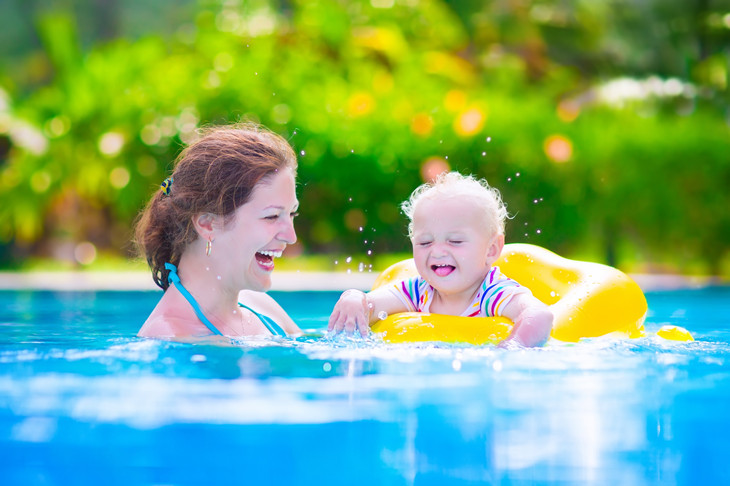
[328,289,372,336]
[511,305,553,347]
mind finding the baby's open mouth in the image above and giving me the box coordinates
[431,264,455,277]
[256,250,282,269]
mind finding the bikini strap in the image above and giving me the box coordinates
[164,263,223,336]
[238,303,287,337]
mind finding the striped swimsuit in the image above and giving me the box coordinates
[389,266,531,317]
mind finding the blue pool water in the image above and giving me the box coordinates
[1,287,729,485]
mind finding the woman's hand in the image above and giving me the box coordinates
[328,289,372,336]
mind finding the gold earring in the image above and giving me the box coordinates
[206,239,212,257]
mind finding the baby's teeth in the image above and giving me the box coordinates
[259,250,282,257]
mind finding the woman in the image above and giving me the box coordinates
[135,123,302,340]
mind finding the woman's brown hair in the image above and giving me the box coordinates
[135,123,297,289]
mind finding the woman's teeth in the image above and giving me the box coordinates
[256,250,282,268]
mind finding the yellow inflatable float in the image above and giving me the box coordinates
[371,243,693,344]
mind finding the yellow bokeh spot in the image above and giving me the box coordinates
[98,131,125,158]
[410,113,434,137]
[557,100,580,122]
[444,90,467,112]
[30,171,51,193]
[454,107,485,137]
[544,134,573,163]
[347,92,375,117]
[110,167,131,189]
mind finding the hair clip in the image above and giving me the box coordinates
[160,177,173,196]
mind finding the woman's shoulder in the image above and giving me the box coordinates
[137,288,209,339]
[239,290,301,335]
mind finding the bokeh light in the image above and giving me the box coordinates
[421,157,450,182]
[544,135,573,163]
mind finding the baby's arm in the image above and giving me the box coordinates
[499,293,554,348]
[328,287,407,335]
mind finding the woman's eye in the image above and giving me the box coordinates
[450,240,463,244]
[264,215,279,220]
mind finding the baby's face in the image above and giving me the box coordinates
[410,195,499,298]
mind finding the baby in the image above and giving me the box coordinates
[328,172,553,348]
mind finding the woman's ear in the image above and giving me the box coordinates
[192,213,220,240]
[486,233,505,265]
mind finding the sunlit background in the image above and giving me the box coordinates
[0,0,728,274]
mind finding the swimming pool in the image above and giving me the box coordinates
[1,287,729,485]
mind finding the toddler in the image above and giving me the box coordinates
[328,172,553,348]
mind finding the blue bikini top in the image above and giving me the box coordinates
[165,263,287,337]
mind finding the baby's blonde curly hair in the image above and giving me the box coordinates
[401,172,509,238]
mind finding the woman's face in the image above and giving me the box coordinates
[215,167,298,292]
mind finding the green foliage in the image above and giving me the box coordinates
[0,0,728,274]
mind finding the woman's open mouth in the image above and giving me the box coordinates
[255,250,282,270]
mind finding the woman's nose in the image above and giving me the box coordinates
[278,218,297,244]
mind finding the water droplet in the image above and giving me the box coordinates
[300,150,306,156]
[516,172,521,177]
[346,256,352,263]
[486,136,492,142]
[334,260,339,265]
[507,177,512,182]
[348,197,352,202]
[550,291,557,297]
[536,229,541,234]
[377,311,388,320]
[367,250,372,255]
[293,131,297,135]
[351,149,354,153]
[323,362,332,372]
[533,199,539,204]
[364,240,368,244]
[254,72,258,75]
[358,226,363,232]
[358,262,365,272]
[482,152,486,156]
[346,269,352,274]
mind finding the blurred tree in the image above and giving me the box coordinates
[0,0,727,274]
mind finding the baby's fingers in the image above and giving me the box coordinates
[355,318,370,337]
[328,309,344,332]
